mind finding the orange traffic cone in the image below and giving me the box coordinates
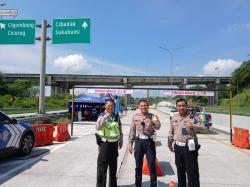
[169,180,175,187]
[142,155,163,176]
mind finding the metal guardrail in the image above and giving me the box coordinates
[0,108,69,124]
[15,112,68,124]
[0,107,67,115]
[204,106,250,116]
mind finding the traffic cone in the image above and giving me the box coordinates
[142,156,163,176]
[169,180,175,187]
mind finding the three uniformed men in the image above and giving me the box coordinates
[168,98,206,187]
[96,97,204,187]
[128,99,161,187]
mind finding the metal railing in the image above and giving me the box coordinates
[0,107,67,115]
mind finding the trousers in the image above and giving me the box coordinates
[97,141,118,187]
[134,137,157,187]
[174,144,200,187]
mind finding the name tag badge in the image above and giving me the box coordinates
[182,128,188,135]
[187,139,196,151]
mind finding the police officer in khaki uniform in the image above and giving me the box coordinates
[128,99,161,187]
[168,98,207,187]
[96,98,123,187]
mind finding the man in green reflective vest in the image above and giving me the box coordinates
[96,98,123,187]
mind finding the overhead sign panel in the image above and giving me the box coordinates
[52,18,91,44]
[164,90,214,96]
[88,89,133,95]
[0,9,18,16]
[0,20,35,44]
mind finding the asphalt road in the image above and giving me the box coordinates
[0,109,249,187]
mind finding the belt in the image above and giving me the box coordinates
[101,137,118,142]
[137,134,153,140]
[175,141,186,146]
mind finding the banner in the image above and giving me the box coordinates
[87,88,133,95]
[164,90,214,96]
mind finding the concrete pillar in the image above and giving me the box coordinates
[46,76,52,86]
[207,83,215,106]
[51,86,55,96]
[215,78,220,105]
[124,85,132,106]
[183,78,187,99]
[183,78,187,89]
[123,77,132,105]
[177,78,187,99]
[55,86,59,95]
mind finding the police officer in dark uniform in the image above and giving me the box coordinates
[168,98,207,187]
[96,98,123,187]
[128,99,161,187]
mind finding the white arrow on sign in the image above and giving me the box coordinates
[82,21,88,29]
[0,23,6,29]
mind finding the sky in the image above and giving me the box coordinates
[0,0,250,77]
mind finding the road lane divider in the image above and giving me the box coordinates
[32,124,54,146]
[232,127,250,149]
[54,121,71,142]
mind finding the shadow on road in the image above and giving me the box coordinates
[119,181,173,187]
[159,161,175,176]
[0,148,49,185]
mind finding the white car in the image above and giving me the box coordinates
[169,108,178,120]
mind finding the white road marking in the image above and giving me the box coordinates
[0,128,95,183]
[50,129,95,153]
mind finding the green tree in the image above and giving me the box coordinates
[231,60,250,95]
[0,71,8,95]
[186,85,208,105]
[8,79,38,97]
[218,84,230,104]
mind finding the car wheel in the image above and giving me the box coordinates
[19,132,35,156]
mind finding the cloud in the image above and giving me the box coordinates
[200,59,241,76]
[54,54,91,73]
[86,56,146,75]
[0,44,66,73]
[0,45,40,73]
[0,44,146,75]
[227,22,250,32]
[175,66,185,71]
[246,22,250,30]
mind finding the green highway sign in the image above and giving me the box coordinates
[0,20,35,44]
[52,18,91,44]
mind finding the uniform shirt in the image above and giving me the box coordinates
[168,113,206,143]
[129,113,161,144]
[96,112,122,134]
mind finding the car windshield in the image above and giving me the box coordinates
[0,112,11,124]
[187,107,201,114]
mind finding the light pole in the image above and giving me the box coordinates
[66,65,74,94]
[215,67,220,77]
[159,46,184,106]
[0,1,7,20]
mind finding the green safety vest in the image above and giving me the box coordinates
[98,120,120,139]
